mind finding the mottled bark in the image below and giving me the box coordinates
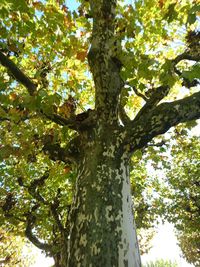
[67,128,141,267]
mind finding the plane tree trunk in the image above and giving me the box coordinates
[66,126,141,267]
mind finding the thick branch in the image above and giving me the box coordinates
[173,52,200,65]
[27,171,49,204]
[124,91,200,151]
[173,66,199,88]
[25,213,52,252]
[133,85,170,122]
[43,143,78,163]
[51,201,64,233]
[0,52,88,130]
[0,51,37,95]
[0,117,9,122]
[0,255,12,265]
[42,109,96,131]
[42,112,76,128]
[171,51,200,88]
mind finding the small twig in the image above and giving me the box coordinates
[148,140,166,147]
[132,86,149,101]
[125,82,148,101]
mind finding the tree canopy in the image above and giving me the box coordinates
[0,0,200,266]
[0,227,34,266]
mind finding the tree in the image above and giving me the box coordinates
[0,228,34,267]
[0,0,200,266]
[156,135,200,266]
[143,259,178,267]
[177,231,200,267]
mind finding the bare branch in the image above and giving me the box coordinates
[0,51,37,95]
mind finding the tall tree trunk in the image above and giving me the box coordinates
[67,130,141,267]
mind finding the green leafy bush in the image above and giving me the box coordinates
[143,259,178,267]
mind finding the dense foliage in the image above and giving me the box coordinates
[162,135,200,266]
[0,227,34,266]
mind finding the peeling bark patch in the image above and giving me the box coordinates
[118,158,141,267]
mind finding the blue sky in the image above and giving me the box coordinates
[66,0,79,11]
[67,0,134,11]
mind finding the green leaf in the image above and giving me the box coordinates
[182,64,200,81]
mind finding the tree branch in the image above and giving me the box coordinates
[18,173,65,249]
[0,117,9,122]
[43,142,78,163]
[133,85,170,122]
[173,65,199,89]
[147,140,166,147]
[173,52,200,65]
[125,83,148,101]
[171,51,200,89]
[41,109,96,131]
[27,171,49,204]
[124,91,200,151]
[25,213,52,252]
[0,51,37,95]
[50,194,64,233]
[42,112,76,127]
[0,52,86,130]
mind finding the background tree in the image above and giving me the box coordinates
[0,228,34,266]
[154,135,200,266]
[0,0,200,266]
[143,259,178,267]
